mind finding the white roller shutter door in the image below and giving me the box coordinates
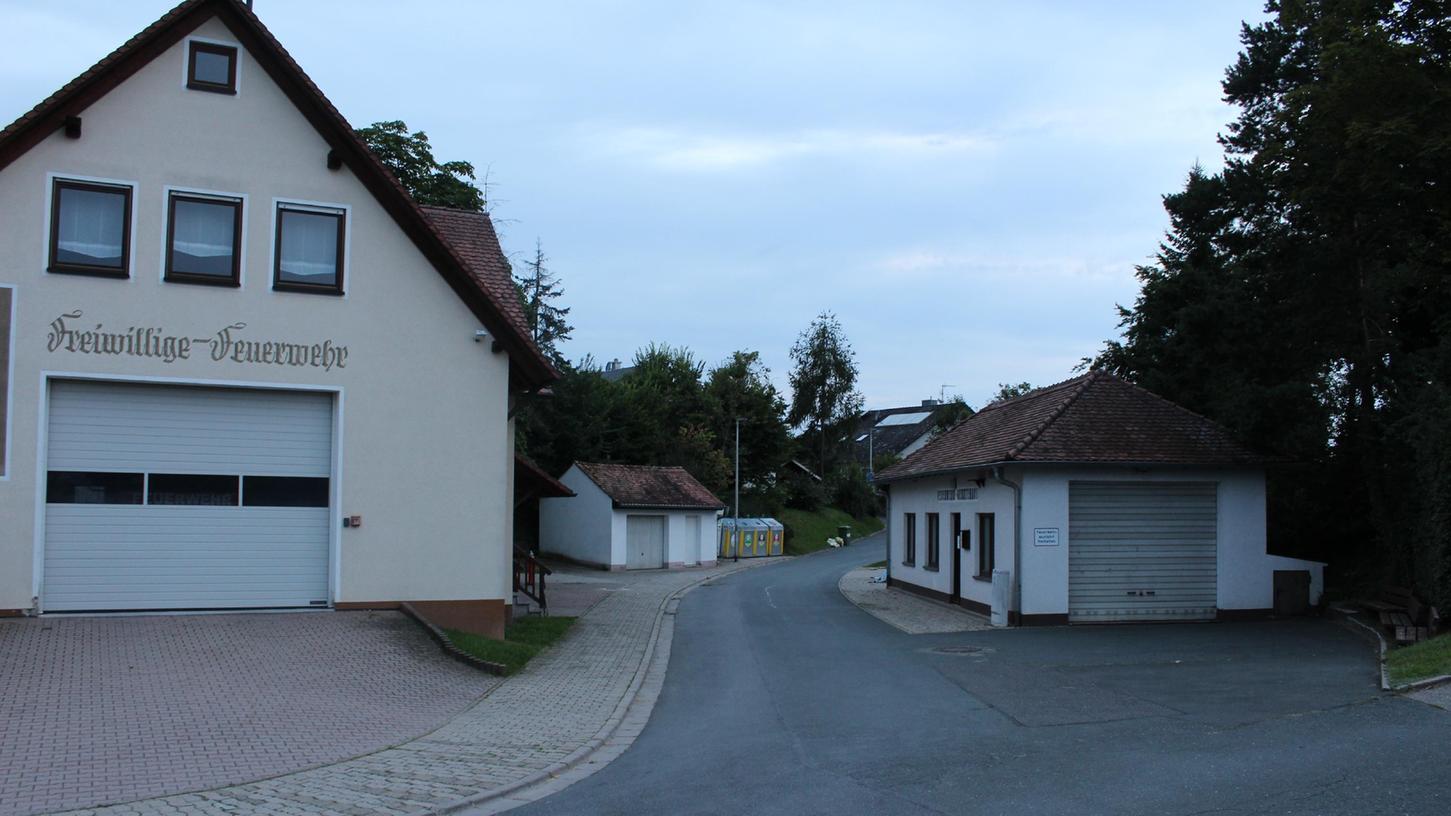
[1068,482,1217,623]
[43,380,333,611]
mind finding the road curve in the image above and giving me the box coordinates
[512,533,1451,816]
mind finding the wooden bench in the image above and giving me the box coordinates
[1372,586,1429,644]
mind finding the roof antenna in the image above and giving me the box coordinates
[940,384,956,403]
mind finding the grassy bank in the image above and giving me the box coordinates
[778,507,884,556]
[446,616,576,675]
[1387,632,1451,686]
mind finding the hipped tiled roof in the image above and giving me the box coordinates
[0,0,556,389]
[575,463,725,510]
[875,371,1267,481]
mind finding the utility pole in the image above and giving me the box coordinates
[733,416,742,562]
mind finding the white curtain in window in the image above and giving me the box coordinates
[278,209,339,283]
[57,187,126,265]
[172,199,235,260]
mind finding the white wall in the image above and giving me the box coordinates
[0,16,515,610]
[890,464,1325,618]
[887,470,1017,612]
[539,466,614,568]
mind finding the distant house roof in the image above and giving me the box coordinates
[574,462,725,510]
[875,371,1268,481]
[0,0,556,390]
[854,404,943,461]
[599,359,635,383]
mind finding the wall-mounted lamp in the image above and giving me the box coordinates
[474,329,490,342]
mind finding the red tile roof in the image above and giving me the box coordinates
[0,0,557,389]
[875,371,1268,481]
[575,463,726,510]
[420,207,530,340]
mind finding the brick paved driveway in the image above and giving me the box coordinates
[0,611,498,816]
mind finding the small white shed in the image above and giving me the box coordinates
[540,463,725,570]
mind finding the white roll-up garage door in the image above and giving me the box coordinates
[42,380,334,612]
[1068,482,1217,623]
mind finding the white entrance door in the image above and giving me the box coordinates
[42,380,334,611]
[1068,482,1218,623]
[625,515,666,570]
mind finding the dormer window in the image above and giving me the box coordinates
[274,203,346,295]
[49,178,132,278]
[187,41,237,94]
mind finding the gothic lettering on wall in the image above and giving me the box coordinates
[46,310,349,371]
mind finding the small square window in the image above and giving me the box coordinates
[187,41,237,94]
[166,192,242,286]
[49,179,132,278]
[274,204,346,294]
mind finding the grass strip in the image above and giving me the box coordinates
[1387,632,1451,686]
[446,616,576,675]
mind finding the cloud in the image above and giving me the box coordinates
[874,250,1134,283]
[590,125,995,172]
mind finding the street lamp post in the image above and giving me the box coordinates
[733,416,743,562]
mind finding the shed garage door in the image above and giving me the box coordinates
[42,381,333,612]
[625,515,665,570]
[1068,482,1217,623]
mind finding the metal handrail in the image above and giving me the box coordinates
[513,545,552,615]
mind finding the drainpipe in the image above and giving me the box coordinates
[990,466,1022,626]
[883,485,892,585]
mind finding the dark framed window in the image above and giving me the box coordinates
[46,471,144,504]
[187,41,238,94]
[925,512,940,570]
[976,513,996,579]
[903,513,917,566]
[49,179,132,277]
[243,476,329,507]
[274,204,345,294]
[166,192,242,286]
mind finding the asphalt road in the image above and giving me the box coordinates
[516,533,1451,816]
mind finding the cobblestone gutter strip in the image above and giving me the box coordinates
[436,559,783,816]
[400,603,509,677]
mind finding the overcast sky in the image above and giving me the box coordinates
[0,1,1266,410]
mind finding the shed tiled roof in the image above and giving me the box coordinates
[875,371,1267,481]
[0,0,556,389]
[575,462,725,510]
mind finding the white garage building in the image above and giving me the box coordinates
[875,372,1325,625]
[540,463,724,570]
[0,0,556,638]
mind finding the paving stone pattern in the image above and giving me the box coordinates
[0,611,497,816]
[18,562,758,816]
[838,567,993,634]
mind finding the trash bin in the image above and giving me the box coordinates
[837,525,852,546]
[762,518,784,556]
[991,569,1011,627]
[718,519,737,559]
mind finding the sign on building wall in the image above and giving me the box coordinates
[1033,527,1061,547]
[46,310,349,372]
